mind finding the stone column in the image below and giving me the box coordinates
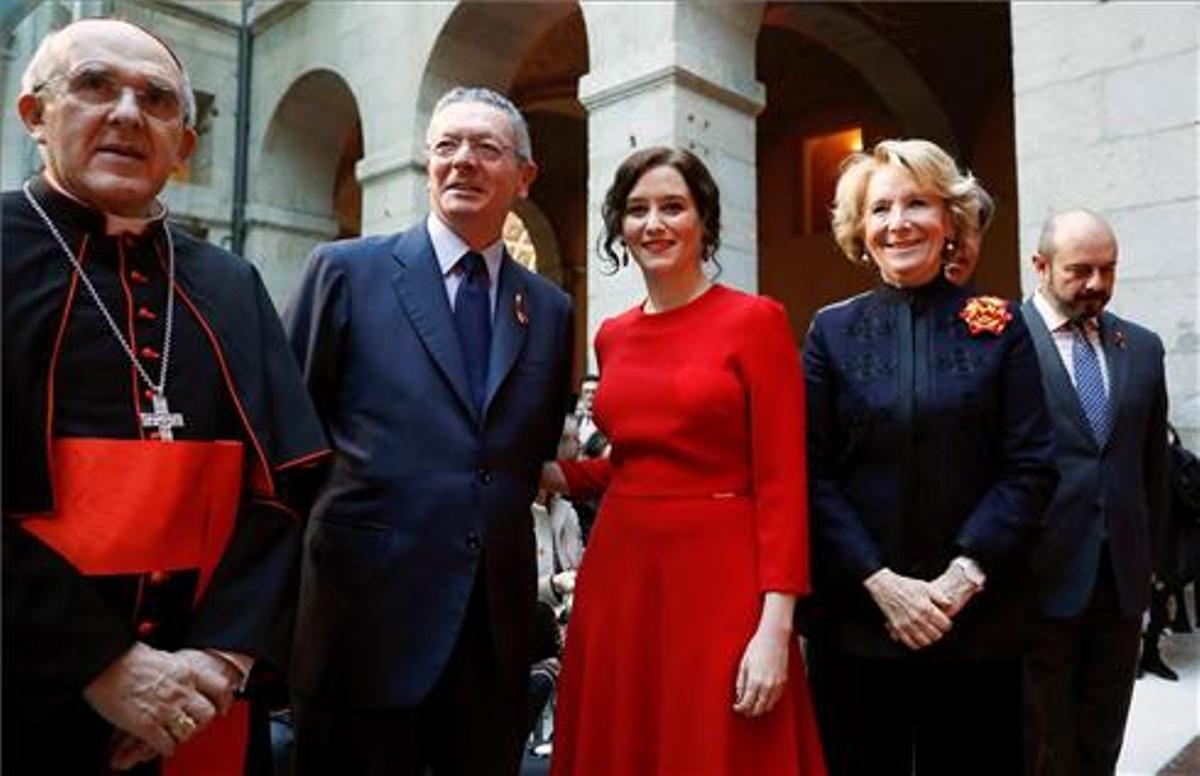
[578,1,765,365]
[357,148,429,236]
[243,205,338,307]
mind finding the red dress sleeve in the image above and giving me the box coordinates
[559,457,612,499]
[559,317,614,500]
[741,297,809,594]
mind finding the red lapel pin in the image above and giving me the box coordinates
[514,292,529,327]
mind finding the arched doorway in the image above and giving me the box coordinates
[248,69,363,306]
[756,2,1020,337]
[418,1,590,386]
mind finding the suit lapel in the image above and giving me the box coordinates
[390,227,478,421]
[483,254,528,417]
[1022,298,1097,446]
[1099,311,1128,448]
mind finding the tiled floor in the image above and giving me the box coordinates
[1120,625,1200,775]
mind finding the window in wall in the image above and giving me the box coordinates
[799,126,862,235]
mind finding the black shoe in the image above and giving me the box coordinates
[1139,653,1180,681]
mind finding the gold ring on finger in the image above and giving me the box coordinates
[167,711,197,740]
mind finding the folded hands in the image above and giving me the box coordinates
[83,643,244,771]
[863,559,984,651]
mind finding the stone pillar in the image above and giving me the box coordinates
[578,1,764,366]
[1011,1,1199,444]
[243,204,337,307]
[1,6,51,190]
[357,148,429,236]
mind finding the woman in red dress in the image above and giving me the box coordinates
[544,147,825,775]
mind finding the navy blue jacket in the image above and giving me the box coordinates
[1022,299,1169,619]
[803,278,1057,659]
[284,223,573,707]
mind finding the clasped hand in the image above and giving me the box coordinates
[864,563,981,651]
[83,643,242,771]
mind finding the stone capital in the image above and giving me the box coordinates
[580,64,765,118]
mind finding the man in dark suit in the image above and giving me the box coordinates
[1023,209,1170,776]
[284,86,574,776]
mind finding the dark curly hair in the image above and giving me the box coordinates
[599,147,721,274]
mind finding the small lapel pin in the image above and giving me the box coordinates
[514,291,529,327]
[1113,329,1126,349]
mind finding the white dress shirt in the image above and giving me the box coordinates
[426,213,502,314]
[1031,289,1111,395]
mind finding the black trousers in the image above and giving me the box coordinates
[808,642,1023,776]
[1024,554,1141,776]
[292,571,526,776]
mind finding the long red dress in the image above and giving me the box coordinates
[552,284,826,775]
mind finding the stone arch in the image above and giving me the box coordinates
[414,2,587,157]
[511,200,564,283]
[761,3,956,149]
[248,68,363,305]
[756,3,1016,337]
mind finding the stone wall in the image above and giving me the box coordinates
[1011,1,1199,445]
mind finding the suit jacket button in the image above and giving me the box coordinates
[466,533,481,551]
[477,468,491,485]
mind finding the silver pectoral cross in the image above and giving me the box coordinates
[140,392,185,442]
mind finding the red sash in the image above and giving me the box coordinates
[21,438,250,775]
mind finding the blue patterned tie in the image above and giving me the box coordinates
[453,251,491,414]
[1071,320,1110,444]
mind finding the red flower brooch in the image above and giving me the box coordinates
[959,295,1012,336]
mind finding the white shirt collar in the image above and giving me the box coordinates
[426,213,504,285]
[1033,288,1077,332]
[43,170,167,236]
[105,210,166,237]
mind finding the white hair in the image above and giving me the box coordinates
[429,86,531,162]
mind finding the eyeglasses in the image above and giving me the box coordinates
[35,65,184,122]
[428,135,514,163]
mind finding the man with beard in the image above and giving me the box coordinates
[1022,209,1170,776]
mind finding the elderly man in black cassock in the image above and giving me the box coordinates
[2,18,328,775]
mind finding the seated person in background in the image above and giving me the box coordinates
[527,414,586,746]
[575,375,600,453]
